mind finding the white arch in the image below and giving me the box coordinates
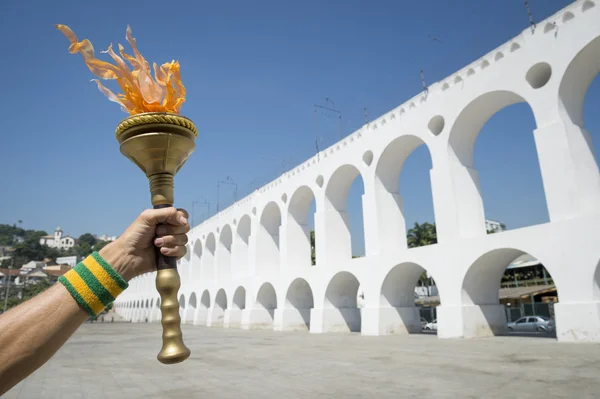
[201,233,216,282]
[461,247,559,337]
[448,90,529,168]
[233,215,251,277]
[287,186,316,270]
[233,286,246,310]
[324,164,364,261]
[559,36,600,127]
[191,240,202,281]
[218,225,233,280]
[324,271,361,332]
[256,202,281,277]
[255,281,278,325]
[375,135,432,250]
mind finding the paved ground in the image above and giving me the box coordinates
[5,323,600,399]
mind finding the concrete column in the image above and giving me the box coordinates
[374,187,406,253]
[437,304,507,339]
[319,209,352,265]
[554,302,600,342]
[362,188,386,256]
[533,120,600,221]
[194,307,209,326]
[309,308,361,333]
[430,161,486,242]
[274,308,312,331]
[224,308,243,328]
[208,306,225,327]
[241,307,275,330]
[361,306,421,336]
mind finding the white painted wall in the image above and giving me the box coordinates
[115,0,600,342]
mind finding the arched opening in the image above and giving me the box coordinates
[178,294,185,320]
[218,225,233,280]
[179,247,191,281]
[324,271,361,332]
[448,91,549,235]
[189,292,197,308]
[211,288,228,327]
[256,202,282,276]
[195,289,210,326]
[201,233,216,283]
[256,282,277,322]
[375,135,435,251]
[191,240,202,281]
[283,278,314,330]
[287,186,317,269]
[324,165,365,261]
[186,292,197,322]
[462,248,558,338]
[560,35,600,177]
[233,215,251,277]
[380,263,438,334]
[215,289,227,310]
[201,290,210,309]
[233,286,246,310]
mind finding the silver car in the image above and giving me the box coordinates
[507,316,555,333]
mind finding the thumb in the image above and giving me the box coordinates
[140,207,187,227]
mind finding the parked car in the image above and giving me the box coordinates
[424,319,437,331]
[507,316,555,333]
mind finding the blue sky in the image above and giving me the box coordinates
[0,0,597,255]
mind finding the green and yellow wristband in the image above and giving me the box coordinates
[58,252,128,316]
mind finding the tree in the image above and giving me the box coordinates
[407,222,437,296]
[93,240,110,252]
[78,233,97,247]
[407,222,437,248]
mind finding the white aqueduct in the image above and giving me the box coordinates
[115,0,600,342]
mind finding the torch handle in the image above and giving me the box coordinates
[154,204,190,364]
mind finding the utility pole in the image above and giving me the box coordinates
[3,257,13,312]
[217,177,238,212]
[192,197,211,227]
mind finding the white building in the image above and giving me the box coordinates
[56,256,79,268]
[96,234,117,242]
[115,0,600,343]
[39,226,76,250]
[485,219,506,233]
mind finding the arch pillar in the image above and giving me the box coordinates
[430,158,486,242]
[361,176,381,256]
[533,118,600,222]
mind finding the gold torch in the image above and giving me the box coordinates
[57,24,194,364]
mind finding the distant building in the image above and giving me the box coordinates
[39,226,76,250]
[96,234,117,242]
[485,219,506,233]
[56,255,79,268]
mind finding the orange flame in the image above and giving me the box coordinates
[56,24,186,115]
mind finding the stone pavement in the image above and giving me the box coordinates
[5,324,600,399]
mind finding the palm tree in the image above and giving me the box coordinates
[407,222,437,248]
[407,222,437,296]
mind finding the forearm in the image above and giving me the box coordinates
[0,243,130,395]
[0,283,88,395]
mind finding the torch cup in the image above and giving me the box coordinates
[116,112,197,364]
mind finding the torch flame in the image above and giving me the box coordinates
[56,24,186,115]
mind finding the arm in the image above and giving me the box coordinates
[0,207,189,396]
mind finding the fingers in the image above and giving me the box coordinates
[141,207,189,227]
[155,224,188,236]
[140,207,190,259]
[154,233,188,258]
